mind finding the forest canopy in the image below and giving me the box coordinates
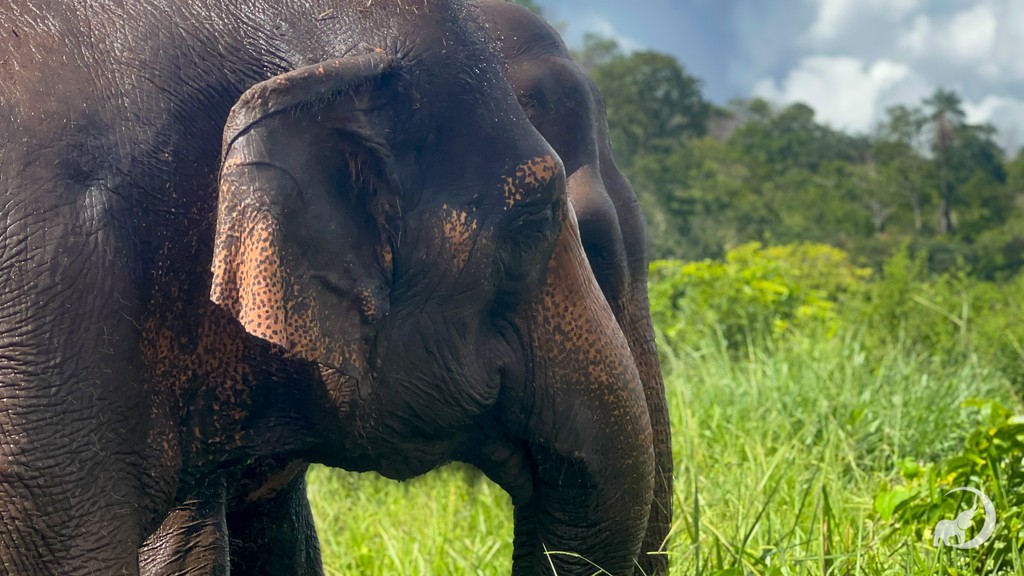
[510,0,1024,280]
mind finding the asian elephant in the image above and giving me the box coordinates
[473,3,674,573]
[0,1,654,575]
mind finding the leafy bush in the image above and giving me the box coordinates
[649,242,871,351]
[650,242,1024,572]
[856,246,1024,386]
[651,242,1024,388]
[877,399,1024,574]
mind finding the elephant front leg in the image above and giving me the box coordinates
[139,480,230,576]
[225,463,323,576]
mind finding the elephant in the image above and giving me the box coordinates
[933,517,968,547]
[933,497,978,547]
[472,3,674,573]
[0,1,655,575]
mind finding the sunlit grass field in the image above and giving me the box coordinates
[307,327,1022,575]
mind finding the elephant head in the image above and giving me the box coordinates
[207,9,654,574]
[474,2,674,573]
[955,496,979,530]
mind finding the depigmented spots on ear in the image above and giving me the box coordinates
[210,180,361,370]
[231,212,313,354]
[440,204,479,273]
[503,154,558,209]
[231,213,285,342]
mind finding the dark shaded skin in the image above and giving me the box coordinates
[0,0,654,574]
[473,2,674,574]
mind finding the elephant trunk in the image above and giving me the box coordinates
[510,207,654,575]
[568,164,673,574]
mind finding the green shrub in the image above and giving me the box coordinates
[651,241,1024,389]
[877,399,1024,574]
[649,242,871,351]
[854,246,1024,387]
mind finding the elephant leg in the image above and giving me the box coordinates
[225,464,323,576]
[0,468,147,575]
[139,480,230,576]
[0,374,168,574]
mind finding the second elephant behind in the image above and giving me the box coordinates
[475,3,674,573]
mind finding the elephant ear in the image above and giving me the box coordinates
[210,54,395,368]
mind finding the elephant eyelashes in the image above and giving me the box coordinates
[507,201,558,243]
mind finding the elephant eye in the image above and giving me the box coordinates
[510,204,553,235]
[518,88,545,115]
[494,199,561,304]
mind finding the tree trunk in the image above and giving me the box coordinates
[938,151,954,234]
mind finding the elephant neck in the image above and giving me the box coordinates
[140,293,347,479]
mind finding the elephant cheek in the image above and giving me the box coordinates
[439,204,479,275]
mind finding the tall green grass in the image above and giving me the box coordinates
[307,327,1020,574]
[307,463,513,575]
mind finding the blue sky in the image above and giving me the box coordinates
[536,0,1024,150]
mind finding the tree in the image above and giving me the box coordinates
[879,104,928,150]
[575,32,622,71]
[947,123,1009,239]
[874,105,932,233]
[629,137,761,259]
[923,88,966,233]
[727,100,869,177]
[511,0,542,14]
[589,49,710,168]
[576,48,1019,275]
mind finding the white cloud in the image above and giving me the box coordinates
[801,1,1008,78]
[964,95,1024,152]
[580,15,644,53]
[767,0,1024,144]
[891,5,997,68]
[754,56,912,132]
[945,4,997,65]
[898,15,930,55]
[988,1,1024,80]
[807,0,854,40]
[808,0,922,40]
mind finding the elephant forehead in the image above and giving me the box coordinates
[503,155,559,209]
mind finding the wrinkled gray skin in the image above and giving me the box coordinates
[0,1,654,575]
[474,3,674,573]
